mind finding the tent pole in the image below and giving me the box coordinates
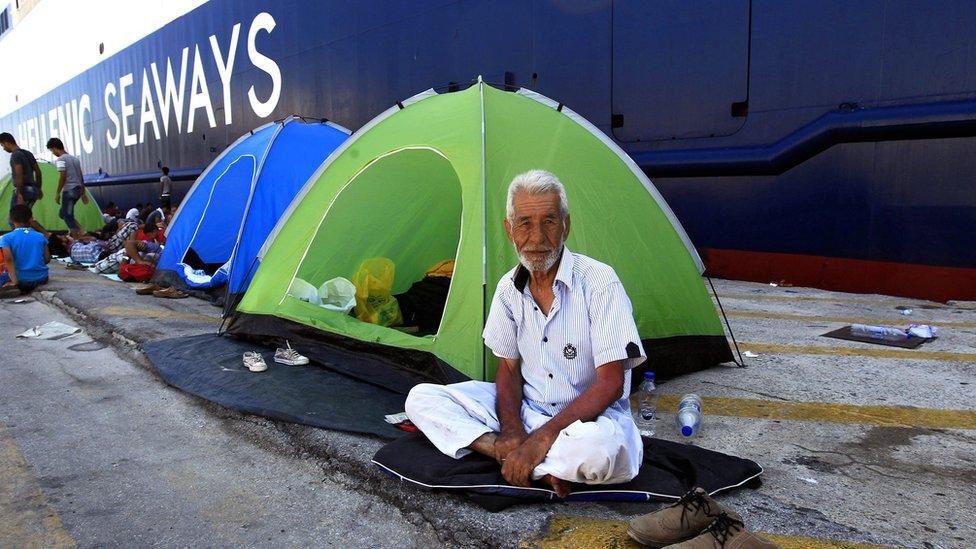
[217,313,229,336]
[706,274,746,368]
[479,77,489,382]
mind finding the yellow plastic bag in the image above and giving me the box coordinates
[352,258,402,326]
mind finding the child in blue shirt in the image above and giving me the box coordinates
[1,204,50,296]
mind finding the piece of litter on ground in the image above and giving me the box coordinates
[743,351,759,358]
[908,324,937,338]
[768,282,778,287]
[16,321,82,340]
[12,298,33,304]
[896,306,913,315]
[798,476,819,485]
[101,274,123,282]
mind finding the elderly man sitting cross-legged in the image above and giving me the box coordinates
[406,169,646,497]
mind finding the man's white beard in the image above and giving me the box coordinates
[518,243,564,273]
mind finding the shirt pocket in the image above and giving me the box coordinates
[559,305,594,384]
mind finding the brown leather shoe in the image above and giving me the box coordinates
[666,512,779,548]
[0,286,22,299]
[135,284,161,295]
[628,487,736,547]
[152,286,188,299]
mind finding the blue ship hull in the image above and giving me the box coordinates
[2,0,974,301]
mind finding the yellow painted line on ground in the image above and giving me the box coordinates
[763,532,897,549]
[526,516,895,549]
[100,306,220,323]
[716,292,945,308]
[0,423,76,548]
[739,341,976,363]
[653,394,976,430]
[726,309,976,329]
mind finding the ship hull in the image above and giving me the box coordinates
[1,0,972,300]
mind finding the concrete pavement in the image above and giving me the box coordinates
[1,262,972,548]
[0,298,443,548]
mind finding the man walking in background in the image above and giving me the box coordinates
[1,132,47,235]
[47,138,89,237]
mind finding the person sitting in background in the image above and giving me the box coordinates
[144,204,166,231]
[1,204,50,296]
[125,203,142,221]
[104,218,139,255]
[146,204,176,244]
[48,232,109,266]
[125,223,163,266]
[46,234,71,258]
[138,202,155,224]
[102,202,120,224]
[69,234,108,264]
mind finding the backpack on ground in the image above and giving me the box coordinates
[118,262,156,282]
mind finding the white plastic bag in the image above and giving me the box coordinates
[287,277,321,306]
[907,324,937,338]
[318,277,356,314]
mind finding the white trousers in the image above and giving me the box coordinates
[405,381,643,485]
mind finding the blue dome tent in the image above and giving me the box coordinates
[153,116,349,307]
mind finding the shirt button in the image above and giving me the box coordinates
[551,403,557,407]
[543,337,548,342]
[548,373,553,379]
[534,306,538,311]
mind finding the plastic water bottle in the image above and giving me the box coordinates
[633,372,658,438]
[851,323,908,341]
[676,394,702,439]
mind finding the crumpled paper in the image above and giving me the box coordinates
[16,321,82,340]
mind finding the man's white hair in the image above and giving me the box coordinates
[506,169,569,221]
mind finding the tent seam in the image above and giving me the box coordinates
[223,119,289,288]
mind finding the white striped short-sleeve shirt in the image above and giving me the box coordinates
[55,153,84,192]
[483,247,646,416]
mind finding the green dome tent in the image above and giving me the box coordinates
[0,160,102,232]
[229,80,732,386]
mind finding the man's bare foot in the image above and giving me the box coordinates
[468,432,499,460]
[542,474,572,498]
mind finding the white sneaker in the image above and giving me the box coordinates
[243,351,268,372]
[274,341,309,366]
